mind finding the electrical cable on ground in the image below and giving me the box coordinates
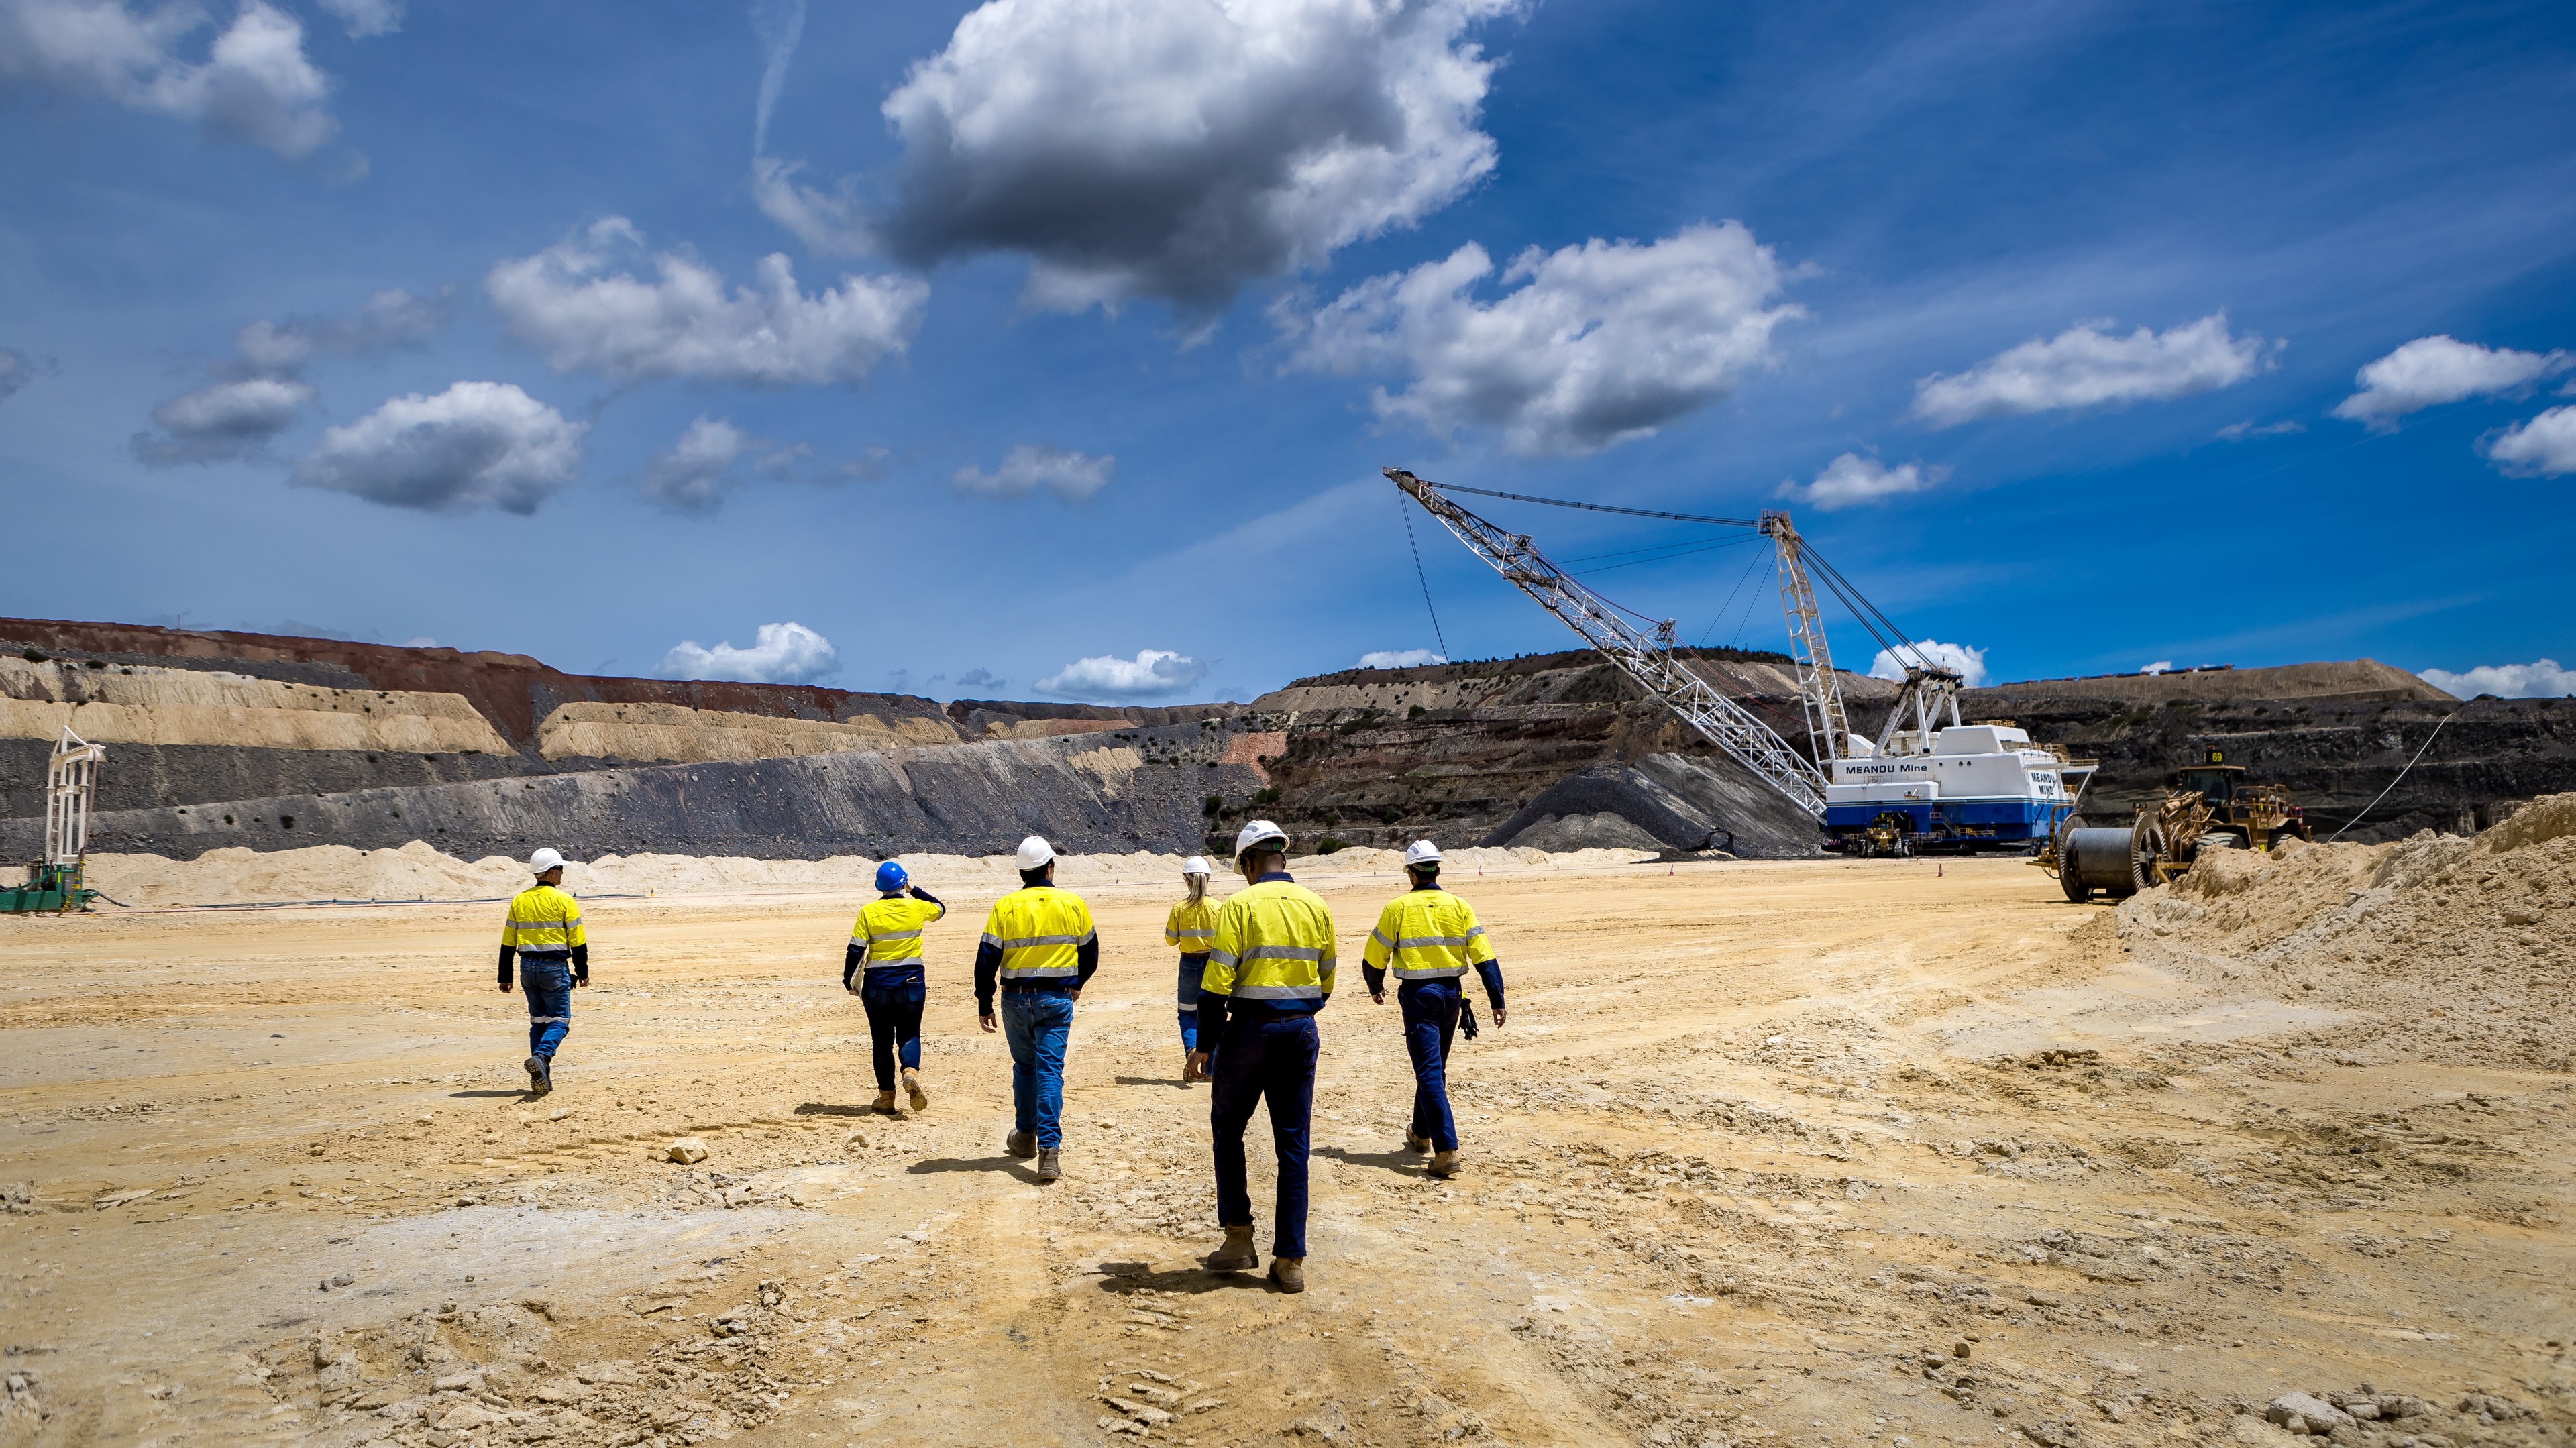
[2329,709,2461,842]
[1399,496,1450,663]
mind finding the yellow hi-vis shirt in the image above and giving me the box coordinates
[1362,887,1495,981]
[1203,877,1336,1003]
[852,896,945,966]
[1164,897,1220,954]
[979,886,1097,983]
[502,883,586,957]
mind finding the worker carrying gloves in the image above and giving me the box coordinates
[975,836,1097,1183]
[1362,840,1507,1179]
[1165,855,1220,1081]
[497,846,588,1097]
[1189,820,1334,1294]
[846,860,947,1115]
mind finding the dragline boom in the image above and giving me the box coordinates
[1388,468,1827,818]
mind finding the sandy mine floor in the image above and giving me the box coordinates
[2,857,2569,1448]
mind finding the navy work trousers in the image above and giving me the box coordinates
[1175,952,1208,1052]
[1209,1010,1318,1260]
[1399,979,1463,1152]
[522,959,572,1060]
[859,965,926,1091]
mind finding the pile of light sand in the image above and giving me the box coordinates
[2117,792,2576,1069]
[80,840,1658,908]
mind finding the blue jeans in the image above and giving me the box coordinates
[1000,991,1074,1150]
[859,966,926,1090]
[1210,1011,1318,1259]
[1176,954,1209,1052]
[1400,980,1462,1152]
[523,960,572,1060]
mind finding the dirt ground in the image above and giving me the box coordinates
[2,855,2570,1448]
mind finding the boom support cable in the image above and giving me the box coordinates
[2328,709,2461,842]
[1399,494,1451,663]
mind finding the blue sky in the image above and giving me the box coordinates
[3,0,2572,703]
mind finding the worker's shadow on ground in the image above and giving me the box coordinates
[792,1102,875,1117]
[1316,1144,1426,1178]
[447,1089,531,1099]
[907,1156,1043,1183]
[1091,1262,1285,1296]
[1112,1075,1193,1090]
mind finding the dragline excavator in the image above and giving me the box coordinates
[1387,468,2094,857]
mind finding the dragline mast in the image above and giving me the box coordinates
[1386,468,1827,818]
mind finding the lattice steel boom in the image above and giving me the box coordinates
[1760,510,1854,765]
[1388,468,1826,818]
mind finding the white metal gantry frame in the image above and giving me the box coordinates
[1389,469,1828,818]
[1759,510,1854,765]
[45,726,106,867]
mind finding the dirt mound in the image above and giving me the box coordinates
[1480,752,1822,858]
[78,840,1655,907]
[2116,792,2576,1070]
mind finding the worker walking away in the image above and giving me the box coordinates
[1362,840,1507,1179]
[1164,855,1220,1080]
[1187,820,1334,1294]
[498,847,588,1095]
[846,860,947,1115]
[975,836,1097,1182]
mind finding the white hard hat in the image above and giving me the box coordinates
[1014,835,1057,871]
[529,846,566,875]
[1182,856,1211,876]
[1403,840,1443,868]
[1233,819,1289,858]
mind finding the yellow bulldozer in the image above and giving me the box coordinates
[2046,748,2312,901]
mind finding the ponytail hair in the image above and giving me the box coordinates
[1183,871,1208,906]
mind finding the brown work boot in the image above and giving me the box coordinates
[902,1069,930,1111]
[1035,1148,1061,1182]
[1268,1256,1305,1294]
[872,1089,898,1115]
[1204,1225,1258,1272]
[1004,1131,1036,1159]
[1428,1150,1461,1179]
[1402,1130,1430,1154]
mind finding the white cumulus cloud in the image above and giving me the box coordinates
[1037,647,1210,700]
[293,381,587,514]
[640,416,753,512]
[1289,223,1799,456]
[1775,453,1947,511]
[0,0,343,158]
[2330,335,2572,430]
[2419,659,2576,700]
[1358,649,1445,669]
[2482,405,2576,476]
[132,376,316,464]
[485,218,928,386]
[131,288,447,466]
[1910,313,2271,428]
[315,0,400,38]
[874,0,1514,314]
[951,444,1115,502]
[1870,639,1988,689]
[2139,661,2173,675]
[660,622,841,685]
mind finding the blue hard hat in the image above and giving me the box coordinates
[875,861,908,893]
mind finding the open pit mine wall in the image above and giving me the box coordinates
[1244,651,2576,854]
[1,724,1273,863]
[1958,660,2576,842]
[0,618,1250,821]
[1238,648,1872,857]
